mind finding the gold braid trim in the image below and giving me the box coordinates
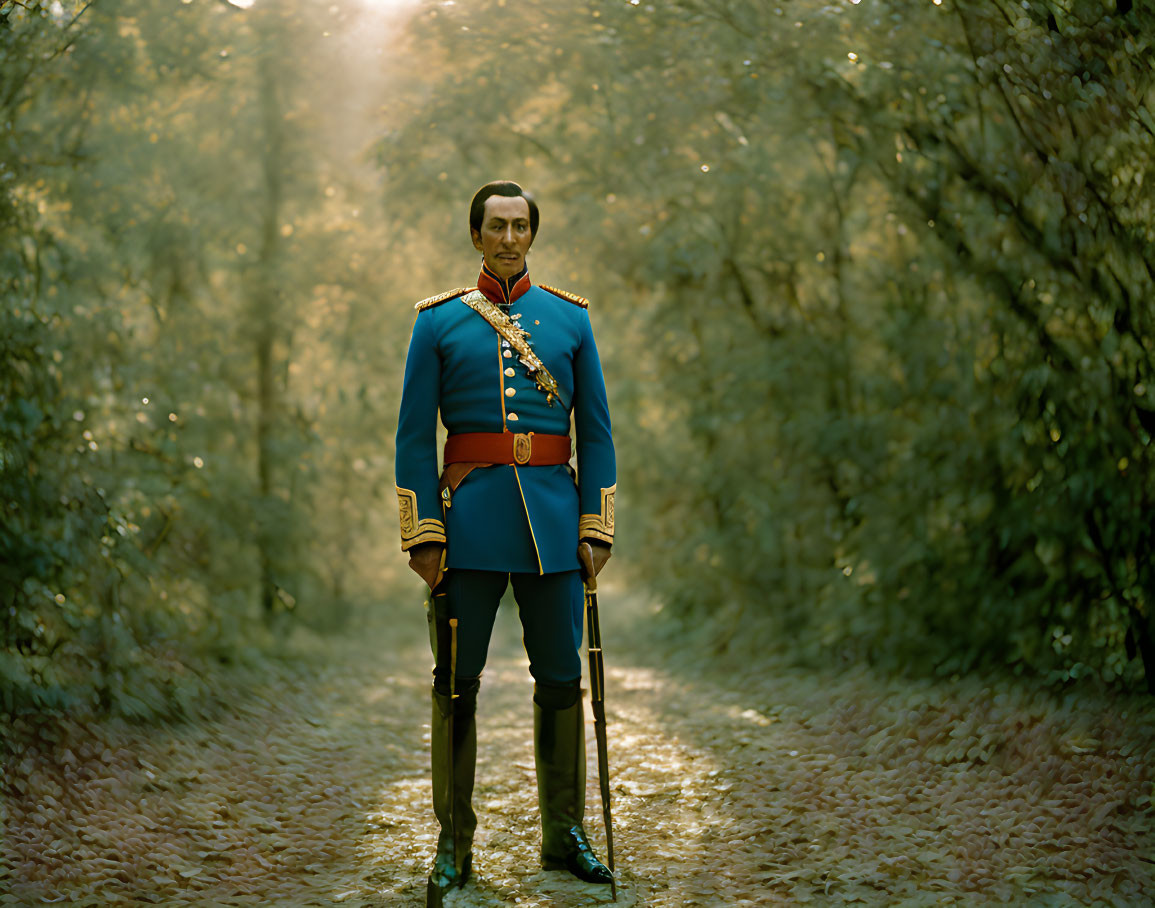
[539,284,589,308]
[397,486,446,550]
[415,288,472,311]
[459,290,561,406]
[579,483,616,543]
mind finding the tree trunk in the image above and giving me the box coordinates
[254,45,284,622]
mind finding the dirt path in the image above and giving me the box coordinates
[4,590,1154,906]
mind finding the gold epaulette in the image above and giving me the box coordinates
[415,288,472,312]
[539,284,589,308]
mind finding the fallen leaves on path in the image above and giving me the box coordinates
[3,599,1153,906]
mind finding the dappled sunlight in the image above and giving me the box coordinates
[613,659,1155,904]
[3,607,1152,904]
[4,0,1155,903]
[613,665,666,693]
[355,776,432,903]
[359,671,425,709]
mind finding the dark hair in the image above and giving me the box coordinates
[469,181,539,239]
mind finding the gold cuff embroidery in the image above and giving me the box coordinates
[578,523,614,544]
[402,521,447,550]
[579,483,615,543]
[397,486,446,550]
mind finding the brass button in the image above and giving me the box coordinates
[504,367,515,377]
[503,349,513,359]
[505,387,516,397]
[508,412,519,421]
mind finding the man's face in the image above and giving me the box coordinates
[471,195,533,279]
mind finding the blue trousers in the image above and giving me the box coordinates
[431,569,584,690]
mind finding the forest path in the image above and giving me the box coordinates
[5,587,1155,907]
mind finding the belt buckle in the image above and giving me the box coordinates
[513,432,532,466]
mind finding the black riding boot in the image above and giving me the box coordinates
[427,679,479,907]
[533,682,613,885]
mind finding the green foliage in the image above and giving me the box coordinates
[815,0,1155,686]
[1,0,411,723]
[3,0,1153,720]
[374,0,1155,689]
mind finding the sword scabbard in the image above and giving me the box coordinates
[584,582,617,900]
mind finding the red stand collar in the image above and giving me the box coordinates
[478,264,531,306]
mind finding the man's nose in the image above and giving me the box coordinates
[500,224,516,245]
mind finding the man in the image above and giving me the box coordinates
[395,180,616,904]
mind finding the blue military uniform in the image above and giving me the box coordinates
[396,263,617,900]
[395,266,616,574]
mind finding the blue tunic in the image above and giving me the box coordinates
[395,277,616,574]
